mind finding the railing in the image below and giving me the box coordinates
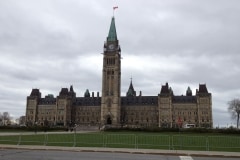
[0,133,239,152]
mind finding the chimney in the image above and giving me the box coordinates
[92,92,94,97]
[97,92,99,98]
[139,91,142,97]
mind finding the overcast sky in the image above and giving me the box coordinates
[0,0,240,127]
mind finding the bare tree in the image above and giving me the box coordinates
[228,98,240,129]
[19,116,26,126]
[0,112,2,125]
[2,112,11,125]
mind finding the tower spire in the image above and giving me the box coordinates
[107,17,118,42]
[126,78,136,97]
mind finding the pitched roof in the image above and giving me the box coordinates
[74,97,101,106]
[160,83,171,94]
[39,98,56,105]
[30,89,41,97]
[59,88,69,96]
[172,96,197,103]
[126,80,136,97]
[199,84,208,93]
[121,96,158,106]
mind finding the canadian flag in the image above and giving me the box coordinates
[113,6,118,10]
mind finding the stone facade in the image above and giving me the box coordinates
[25,17,213,128]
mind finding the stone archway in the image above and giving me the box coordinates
[106,116,112,125]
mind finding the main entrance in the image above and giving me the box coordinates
[106,116,112,125]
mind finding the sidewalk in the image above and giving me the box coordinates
[1,144,240,158]
[0,131,96,136]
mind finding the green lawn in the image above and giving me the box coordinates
[0,132,239,152]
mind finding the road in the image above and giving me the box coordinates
[0,149,239,160]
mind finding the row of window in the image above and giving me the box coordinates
[169,117,210,123]
[31,110,65,115]
[201,111,209,115]
[106,58,116,66]
[77,108,100,111]
[75,118,99,123]
[27,116,34,121]
[125,112,157,116]
[123,102,157,105]
[173,111,198,115]
[124,107,156,110]
[125,119,156,123]
[37,116,64,121]
[76,112,100,116]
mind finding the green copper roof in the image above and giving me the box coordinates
[84,89,90,97]
[187,86,192,93]
[186,86,192,96]
[107,17,117,42]
[126,80,136,97]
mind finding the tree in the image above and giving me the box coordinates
[228,98,240,129]
[19,116,26,126]
[0,112,2,125]
[0,112,12,125]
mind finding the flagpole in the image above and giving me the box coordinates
[113,6,118,17]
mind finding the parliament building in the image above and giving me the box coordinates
[25,17,213,128]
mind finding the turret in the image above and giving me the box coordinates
[126,79,136,97]
[26,89,41,126]
[69,85,76,97]
[158,83,173,128]
[59,88,69,97]
[84,89,90,97]
[186,86,192,96]
[159,83,173,96]
[30,89,41,98]
[196,84,211,97]
[196,84,212,128]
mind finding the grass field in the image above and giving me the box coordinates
[0,132,239,152]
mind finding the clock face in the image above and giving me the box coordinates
[108,44,115,50]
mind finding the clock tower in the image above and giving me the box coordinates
[101,17,121,126]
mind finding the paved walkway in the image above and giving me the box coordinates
[0,144,240,158]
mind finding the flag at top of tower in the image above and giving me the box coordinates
[113,6,118,10]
